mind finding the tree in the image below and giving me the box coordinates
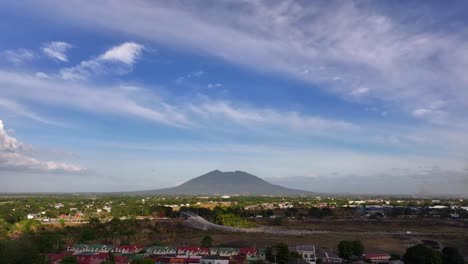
[403,244,442,264]
[338,240,365,259]
[351,240,364,257]
[273,242,290,264]
[338,241,354,259]
[60,256,78,264]
[0,239,42,264]
[390,254,401,261]
[59,219,66,228]
[131,258,154,264]
[201,235,213,248]
[0,218,10,238]
[441,247,464,264]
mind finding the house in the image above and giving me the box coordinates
[178,247,210,257]
[363,253,391,263]
[201,255,229,264]
[67,244,114,253]
[290,245,316,264]
[146,246,178,256]
[209,248,240,257]
[317,251,342,263]
[27,213,41,219]
[113,245,144,254]
[239,248,258,261]
[165,257,202,264]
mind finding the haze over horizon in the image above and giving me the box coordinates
[0,1,467,195]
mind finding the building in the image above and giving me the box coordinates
[146,246,178,256]
[67,244,114,254]
[113,245,144,254]
[363,253,391,263]
[290,245,317,264]
[177,247,210,257]
[209,248,240,257]
[201,255,230,264]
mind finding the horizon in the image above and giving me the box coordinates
[1,1,467,195]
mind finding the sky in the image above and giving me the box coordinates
[0,1,467,195]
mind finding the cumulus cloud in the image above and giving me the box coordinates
[2,49,34,65]
[99,42,143,65]
[60,42,143,80]
[0,120,84,173]
[42,41,72,62]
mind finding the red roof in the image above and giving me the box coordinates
[240,248,257,254]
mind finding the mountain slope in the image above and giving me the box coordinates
[137,170,313,195]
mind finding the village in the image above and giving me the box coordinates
[45,242,395,264]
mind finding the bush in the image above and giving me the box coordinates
[403,244,442,264]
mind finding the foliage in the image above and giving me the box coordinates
[441,247,464,264]
[215,213,255,228]
[0,239,43,264]
[131,258,155,264]
[403,244,442,264]
[60,255,78,264]
[338,240,364,259]
[201,235,213,248]
[0,218,11,238]
[390,253,401,261]
[266,242,295,264]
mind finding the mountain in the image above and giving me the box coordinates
[136,170,314,196]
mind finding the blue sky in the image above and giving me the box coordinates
[0,1,467,195]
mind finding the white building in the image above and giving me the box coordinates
[291,245,317,264]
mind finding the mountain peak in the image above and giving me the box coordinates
[138,170,314,196]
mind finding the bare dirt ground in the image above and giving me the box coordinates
[174,217,468,257]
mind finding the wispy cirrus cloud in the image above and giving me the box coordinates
[19,0,468,127]
[0,70,358,135]
[0,98,62,126]
[0,120,84,173]
[2,49,34,65]
[60,42,144,80]
[42,41,72,62]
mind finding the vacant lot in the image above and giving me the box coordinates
[160,218,467,257]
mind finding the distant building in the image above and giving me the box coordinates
[27,213,41,219]
[363,253,391,263]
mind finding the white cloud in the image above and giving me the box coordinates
[351,87,370,96]
[207,83,223,88]
[60,42,144,80]
[42,41,72,62]
[0,98,61,126]
[35,72,49,79]
[0,70,358,135]
[3,49,34,65]
[191,100,357,132]
[412,108,431,118]
[99,42,143,65]
[23,1,468,127]
[176,70,204,83]
[0,120,84,173]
